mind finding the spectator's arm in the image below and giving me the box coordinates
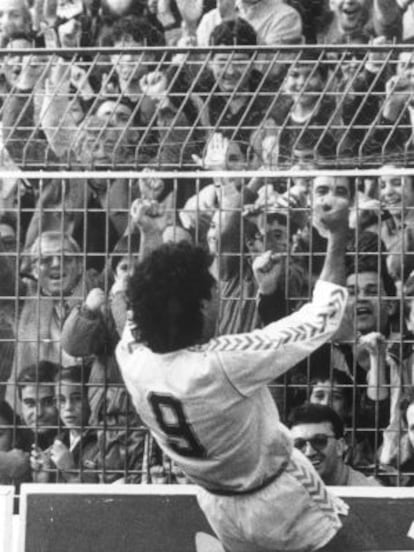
[216,184,258,280]
[3,56,57,166]
[372,0,402,39]
[129,198,169,259]
[30,445,52,483]
[40,58,81,157]
[357,333,389,402]
[50,439,99,483]
[61,292,108,357]
[256,258,305,324]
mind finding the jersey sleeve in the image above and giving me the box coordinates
[210,281,348,397]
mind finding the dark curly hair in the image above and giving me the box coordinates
[17,360,59,399]
[127,242,215,353]
[288,403,344,439]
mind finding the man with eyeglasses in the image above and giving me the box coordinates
[289,403,380,486]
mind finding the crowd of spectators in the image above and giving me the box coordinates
[1,0,414,495]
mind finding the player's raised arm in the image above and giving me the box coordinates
[216,181,351,392]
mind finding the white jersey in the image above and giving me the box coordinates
[116,280,347,494]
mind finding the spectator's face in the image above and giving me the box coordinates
[31,235,81,296]
[207,211,221,255]
[0,222,17,252]
[20,385,58,434]
[68,97,84,124]
[310,380,348,421]
[379,171,414,219]
[339,51,365,82]
[211,53,252,94]
[312,176,352,204]
[3,37,32,86]
[0,0,31,39]
[397,52,414,87]
[110,37,156,102]
[284,64,324,106]
[257,215,290,254]
[95,100,139,143]
[96,100,132,129]
[58,17,82,47]
[55,380,89,429]
[346,271,389,334]
[78,119,133,166]
[291,421,342,481]
[407,403,414,449]
[0,415,12,451]
[330,0,370,32]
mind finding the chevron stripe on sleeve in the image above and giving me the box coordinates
[206,287,347,353]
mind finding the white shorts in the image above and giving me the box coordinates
[197,448,348,552]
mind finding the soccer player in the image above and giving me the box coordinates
[116,195,365,551]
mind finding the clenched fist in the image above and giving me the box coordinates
[313,195,349,238]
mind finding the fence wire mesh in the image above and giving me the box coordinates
[1,43,414,490]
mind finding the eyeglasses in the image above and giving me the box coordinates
[293,434,336,452]
[38,254,76,267]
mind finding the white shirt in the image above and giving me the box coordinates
[196,9,223,46]
[116,280,347,493]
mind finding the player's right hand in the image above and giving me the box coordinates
[313,196,349,238]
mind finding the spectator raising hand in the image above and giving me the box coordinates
[192,133,231,173]
[138,168,165,200]
[130,197,173,258]
[130,197,169,235]
[140,71,170,109]
[84,288,106,313]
